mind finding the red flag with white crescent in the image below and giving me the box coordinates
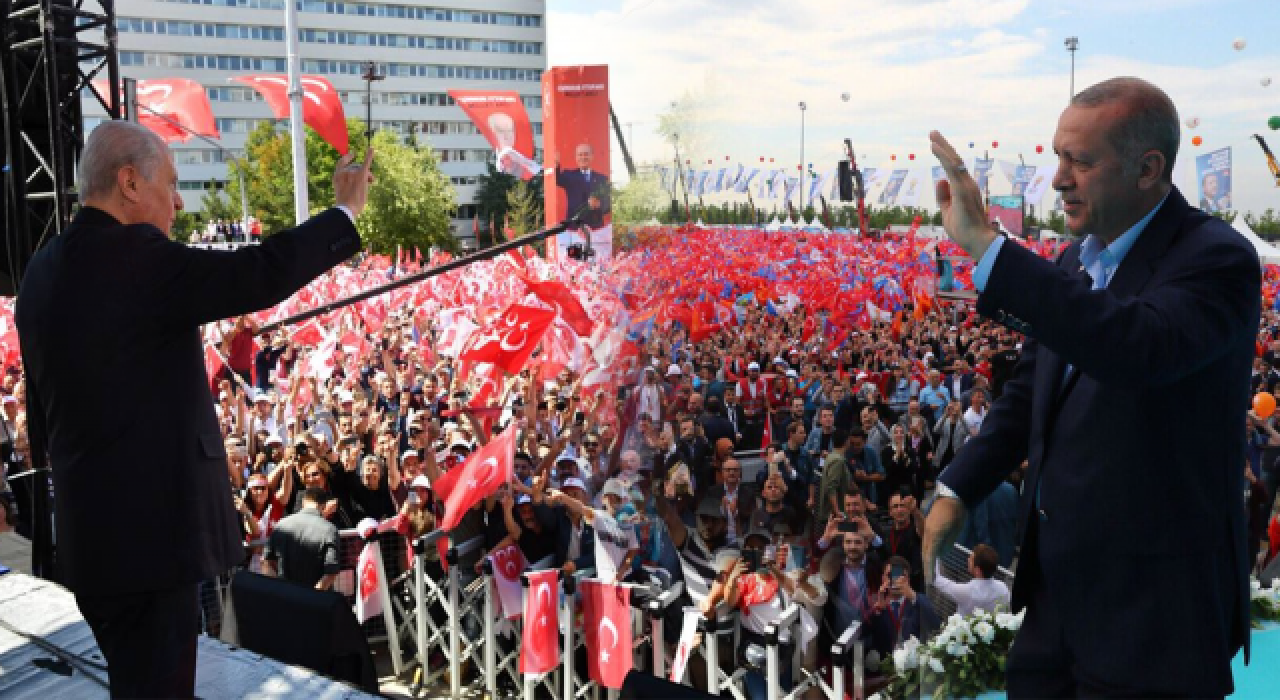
[232,74,349,154]
[519,569,561,674]
[487,544,527,619]
[93,78,218,143]
[355,538,384,623]
[459,303,556,375]
[581,581,632,688]
[430,423,515,531]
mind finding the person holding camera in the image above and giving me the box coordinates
[867,556,938,657]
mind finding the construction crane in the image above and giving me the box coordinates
[1254,134,1280,187]
[609,103,637,178]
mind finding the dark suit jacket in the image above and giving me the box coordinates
[867,593,939,657]
[554,167,610,229]
[705,482,757,535]
[552,510,595,571]
[939,188,1256,695]
[17,206,361,595]
[821,550,884,636]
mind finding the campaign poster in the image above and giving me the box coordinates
[1023,171,1053,207]
[989,194,1024,238]
[879,169,909,205]
[543,65,611,261]
[1011,165,1035,197]
[972,157,994,193]
[448,89,538,180]
[897,170,924,207]
[1195,147,1232,213]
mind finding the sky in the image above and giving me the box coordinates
[547,0,1280,216]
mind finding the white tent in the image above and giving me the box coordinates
[764,216,782,232]
[1232,216,1280,265]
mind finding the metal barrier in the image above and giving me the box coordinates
[643,581,685,678]
[698,603,747,700]
[336,528,410,677]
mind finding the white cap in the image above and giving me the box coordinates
[602,478,629,499]
[265,434,284,446]
[747,362,761,371]
[337,390,354,403]
[667,363,682,376]
[356,518,379,538]
[785,369,798,378]
[562,477,587,492]
[252,389,270,403]
[400,450,420,463]
[410,474,431,489]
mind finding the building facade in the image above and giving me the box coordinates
[83,0,546,246]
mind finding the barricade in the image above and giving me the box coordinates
[337,528,411,677]
[410,530,488,698]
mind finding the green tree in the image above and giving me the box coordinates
[231,119,457,253]
[506,179,541,239]
[612,173,666,224]
[201,183,240,224]
[1245,209,1280,238]
[473,163,517,234]
[171,210,201,243]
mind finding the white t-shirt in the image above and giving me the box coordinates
[591,509,638,583]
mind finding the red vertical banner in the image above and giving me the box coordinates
[541,65,612,262]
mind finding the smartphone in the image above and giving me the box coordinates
[890,563,906,582]
[763,545,776,564]
[740,549,761,572]
[837,521,860,534]
[616,386,628,402]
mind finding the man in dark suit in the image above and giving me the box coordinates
[554,142,610,229]
[705,458,756,541]
[16,120,371,698]
[924,78,1257,697]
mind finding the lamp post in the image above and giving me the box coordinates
[798,101,807,214]
[1065,36,1079,101]
[361,61,385,142]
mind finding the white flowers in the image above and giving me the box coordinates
[945,641,971,657]
[973,620,996,644]
[995,608,1025,632]
[928,657,945,673]
[892,636,922,674]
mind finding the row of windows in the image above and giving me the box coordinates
[207,86,267,102]
[299,30,540,54]
[120,51,287,72]
[214,117,275,133]
[339,91,541,109]
[179,180,227,191]
[118,18,284,41]
[156,0,542,27]
[438,148,493,162]
[118,19,541,55]
[119,51,542,82]
[173,149,246,165]
[450,176,478,186]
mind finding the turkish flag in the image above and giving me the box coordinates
[93,78,218,143]
[525,278,594,337]
[487,544,527,619]
[459,303,556,375]
[519,569,561,675]
[581,581,632,688]
[355,539,384,623]
[232,74,349,154]
[760,410,773,450]
[431,423,515,531]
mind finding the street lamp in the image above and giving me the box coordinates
[361,61,385,141]
[798,101,807,213]
[1064,37,1079,101]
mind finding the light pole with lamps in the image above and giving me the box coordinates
[361,61,385,142]
[798,101,807,216]
[1065,37,1079,100]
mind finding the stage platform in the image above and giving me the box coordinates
[0,572,382,699]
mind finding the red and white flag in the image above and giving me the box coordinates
[355,528,384,623]
[459,303,556,375]
[430,424,515,531]
[519,569,560,675]
[581,581,633,689]
[525,278,594,337]
[488,544,527,619]
[232,74,349,154]
[670,608,702,683]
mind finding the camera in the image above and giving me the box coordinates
[740,548,761,572]
[837,521,860,534]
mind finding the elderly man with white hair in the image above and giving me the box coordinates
[16,120,373,698]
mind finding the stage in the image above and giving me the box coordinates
[0,571,382,699]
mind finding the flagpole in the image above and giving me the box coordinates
[283,0,309,224]
[256,218,578,334]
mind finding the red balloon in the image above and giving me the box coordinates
[992,141,999,148]
[770,158,775,163]
[759,157,765,162]
[1192,136,1204,146]
[725,155,730,160]
[685,159,690,164]
[1035,145,1044,154]
[908,154,915,160]
[1255,392,1277,419]
[891,154,897,160]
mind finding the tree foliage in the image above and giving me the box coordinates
[230,118,457,253]
[473,162,517,233]
[612,173,667,224]
[506,179,542,239]
[200,183,241,224]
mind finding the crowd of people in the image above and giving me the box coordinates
[3,230,1279,696]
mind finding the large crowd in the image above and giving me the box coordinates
[3,227,1279,697]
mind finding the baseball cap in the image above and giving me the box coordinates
[562,477,587,493]
[747,361,761,371]
[785,369,798,378]
[265,434,284,446]
[251,390,270,403]
[743,526,772,546]
[448,440,473,453]
[602,478,629,499]
[410,474,431,490]
[516,493,532,506]
[667,364,683,376]
[400,450,420,463]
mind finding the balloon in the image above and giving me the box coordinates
[1035,145,1044,154]
[725,155,730,160]
[1269,116,1280,130]
[841,92,851,102]
[1186,117,1200,129]
[968,142,974,148]
[1263,77,1272,87]
[891,154,897,160]
[1255,392,1276,419]
[1191,136,1203,146]
[1233,38,1247,51]
[908,154,915,160]
[759,157,765,162]
[992,141,999,148]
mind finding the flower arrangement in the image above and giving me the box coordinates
[871,607,1024,700]
[1250,578,1280,629]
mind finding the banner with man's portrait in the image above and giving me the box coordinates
[543,65,612,262]
[447,90,539,180]
[1195,147,1232,214]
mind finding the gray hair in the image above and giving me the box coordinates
[77,120,168,201]
[1070,77,1179,180]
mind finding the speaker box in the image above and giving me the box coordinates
[619,669,718,699]
[837,160,853,202]
[220,570,379,693]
